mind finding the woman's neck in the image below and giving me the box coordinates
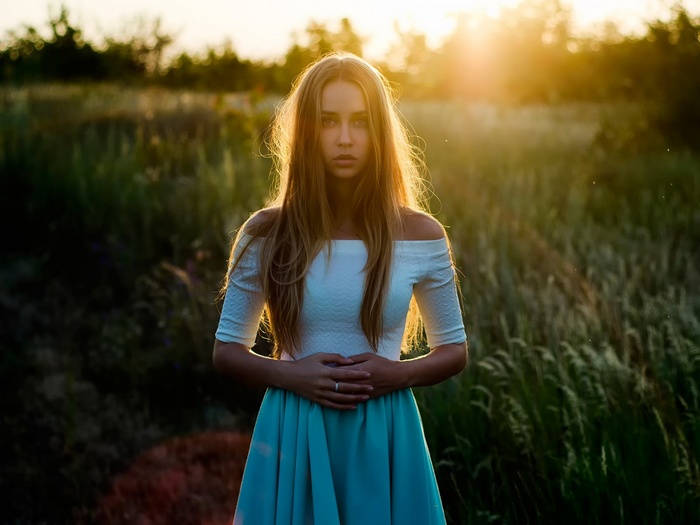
[327,177,356,202]
[326,180,355,219]
[325,182,358,238]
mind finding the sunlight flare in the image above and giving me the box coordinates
[394,0,521,41]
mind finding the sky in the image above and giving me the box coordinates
[2,0,699,61]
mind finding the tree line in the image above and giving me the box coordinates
[2,2,700,146]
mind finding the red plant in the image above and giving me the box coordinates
[96,431,251,525]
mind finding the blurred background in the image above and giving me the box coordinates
[1,1,699,523]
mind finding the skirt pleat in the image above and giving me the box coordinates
[233,388,446,525]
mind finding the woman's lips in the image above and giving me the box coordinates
[333,154,357,166]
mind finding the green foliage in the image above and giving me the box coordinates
[405,101,700,524]
[1,88,699,523]
[3,3,700,148]
[0,8,181,84]
[0,85,271,522]
[273,17,365,91]
[0,7,106,83]
[163,44,257,91]
[0,10,367,95]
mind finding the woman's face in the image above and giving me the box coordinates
[319,80,372,182]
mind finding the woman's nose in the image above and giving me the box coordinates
[337,123,352,146]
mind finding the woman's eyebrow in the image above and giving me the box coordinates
[320,110,367,116]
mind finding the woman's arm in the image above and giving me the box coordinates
[212,340,376,410]
[400,341,468,387]
[214,212,376,410]
[344,342,467,398]
[342,211,469,397]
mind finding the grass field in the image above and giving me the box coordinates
[1,84,698,524]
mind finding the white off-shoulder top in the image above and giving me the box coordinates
[215,233,466,361]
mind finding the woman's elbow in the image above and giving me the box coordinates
[457,341,468,372]
[212,342,223,374]
[444,341,467,374]
[435,341,468,377]
[212,339,232,375]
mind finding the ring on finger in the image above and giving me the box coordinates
[335,381,339,393]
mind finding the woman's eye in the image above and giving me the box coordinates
[322,118,336,127]
[354,119,368,127]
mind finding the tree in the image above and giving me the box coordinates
[103,17,174,78]
[0,7,105,82]
[383,27,437,98]
[646,7,700,146]
[275,18,365,91]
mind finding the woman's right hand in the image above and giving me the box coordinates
[280,353,374,410]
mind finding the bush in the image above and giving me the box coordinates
[96,431,251,525]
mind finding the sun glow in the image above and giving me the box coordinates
[3,0,700,61]
[390,0,522,45]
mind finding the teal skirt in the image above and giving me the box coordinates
[233,388,446,525]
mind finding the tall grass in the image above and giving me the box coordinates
[406,102,700,523]
[1,86,698,523]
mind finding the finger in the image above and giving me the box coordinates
[340,378,371,387]
[326,392,371,404]
[335,369,372,381]
[317,353,354,366]
[331,381,373,395]
[346,353,374,363]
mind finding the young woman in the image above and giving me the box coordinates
[213,53,467,525]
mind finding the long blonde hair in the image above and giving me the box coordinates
[231,53,429,357]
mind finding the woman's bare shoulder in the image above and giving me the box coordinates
[241,207,280,237]
[399,209,446,241]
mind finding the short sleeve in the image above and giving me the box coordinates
[413,240,467,348]
[215,233,266,347]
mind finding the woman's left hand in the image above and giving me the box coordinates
[343,343,468,398]
[342,353,406,398]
